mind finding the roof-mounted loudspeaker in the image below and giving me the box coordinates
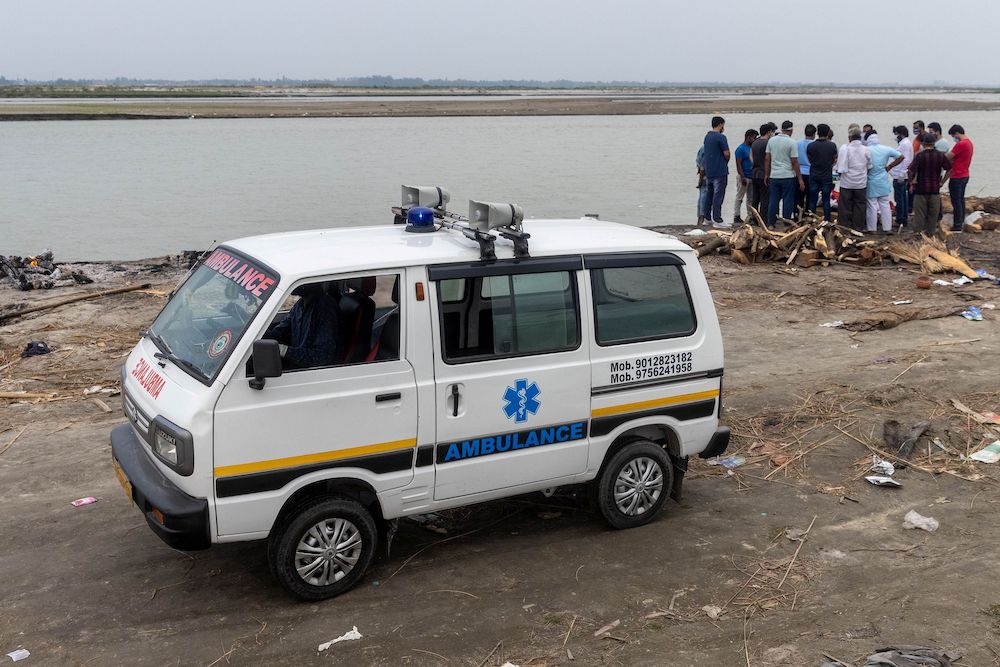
[469,200,524,233]
[402,185,450,211]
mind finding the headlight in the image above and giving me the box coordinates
[154,430,178,464]
[150,416,194,476]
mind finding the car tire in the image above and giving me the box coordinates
[268,497,378,601]
[597,440,674,530]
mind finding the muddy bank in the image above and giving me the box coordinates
[2,94,997,120]
[2,237,1000,665]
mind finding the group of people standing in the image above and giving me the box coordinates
[697,116,974,237]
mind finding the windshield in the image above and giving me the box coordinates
[148,248,279,383]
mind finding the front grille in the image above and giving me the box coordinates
[122,389,152,441]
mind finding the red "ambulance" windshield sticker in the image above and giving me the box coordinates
[203,249,276,298]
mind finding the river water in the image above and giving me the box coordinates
[2,108,997,260]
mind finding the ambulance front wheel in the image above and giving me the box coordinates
[597,441,673,530]
[268,497,378,600]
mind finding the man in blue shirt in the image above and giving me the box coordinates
[702,116,731,229]
[733,129,758,224]
[796,124,816,214]
[865,137,903,233]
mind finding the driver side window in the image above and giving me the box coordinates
[259,274,401,372]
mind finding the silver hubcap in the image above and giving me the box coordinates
[295,518,363,586]
[614,456,664,516]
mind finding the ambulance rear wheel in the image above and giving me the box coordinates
[269,497,377,600]
[597,441,673,530]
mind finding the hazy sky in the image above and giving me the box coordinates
[2,0,997,85]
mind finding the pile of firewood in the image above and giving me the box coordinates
[689,209,979,276]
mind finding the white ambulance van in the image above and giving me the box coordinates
[112,187,729,600]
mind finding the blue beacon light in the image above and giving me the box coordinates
[405,206,437,233]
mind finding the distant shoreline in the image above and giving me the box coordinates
[2,93,997,121]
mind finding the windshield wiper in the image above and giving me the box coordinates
[141,330,207,381]
[153,350,206,380]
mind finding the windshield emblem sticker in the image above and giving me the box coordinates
[208,329,233,358]
[502,378,540,423]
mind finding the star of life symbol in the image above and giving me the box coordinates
[502,378,540,423]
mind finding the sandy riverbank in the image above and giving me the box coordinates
[2,229,1000,664]
[2,94,998,120]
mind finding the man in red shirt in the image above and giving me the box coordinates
[947,125,974,232]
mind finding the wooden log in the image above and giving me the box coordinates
[695,236,729,257]
[731,249,752,265]
[0,283,152,323]
[0,391,54,400]
[794,249,822,268]
[785,230,812,265]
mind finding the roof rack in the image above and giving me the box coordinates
[392,185,530,262]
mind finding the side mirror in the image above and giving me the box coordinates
[249,339,282,390]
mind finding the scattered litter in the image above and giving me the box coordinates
[500,662,521,667]
[701,605,723,620]
[960,306,983,321]
[20,341,51,358]
[593,619,620,636]
[91,398,113,414]
[969,441,1000,464]
[683,229,708,237]
[952,276,973,286]
[83,386,104,396]
[862,646,959,667]
[317,626,362,651]
[870,455,895,476]
[981,411,1000,425]
[902,510,939,532]
[891,299,913,305]
[522,603,535,611]
[932,280,951,286]
[820,321,844,328]
[6,649,29,662]
[865,476,902,488]
[873,355,895,364]
[71,497,98,507]
[707,455,746,469]
[818,484,848,496]
[976,268,998,281]
[982,303,996,310]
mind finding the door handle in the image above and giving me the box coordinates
[375,392,401,403]
[450,384,460,417]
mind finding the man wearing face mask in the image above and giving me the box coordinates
[946,124,974,232]
[890,126,914,231]
[836,126,872,231]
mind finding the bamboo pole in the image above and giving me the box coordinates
[0,283,151,323]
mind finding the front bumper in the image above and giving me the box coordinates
[111,424,210,550]
[698,426,731,459]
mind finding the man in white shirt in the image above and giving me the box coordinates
[837,127,873,231]
[890,125,915,230]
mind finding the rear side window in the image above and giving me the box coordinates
[592,265,696,345]
[437,270,580,362]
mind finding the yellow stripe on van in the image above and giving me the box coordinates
[214,438,417,478]
[591,389,720,419]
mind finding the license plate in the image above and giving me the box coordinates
[112,457,133,501]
